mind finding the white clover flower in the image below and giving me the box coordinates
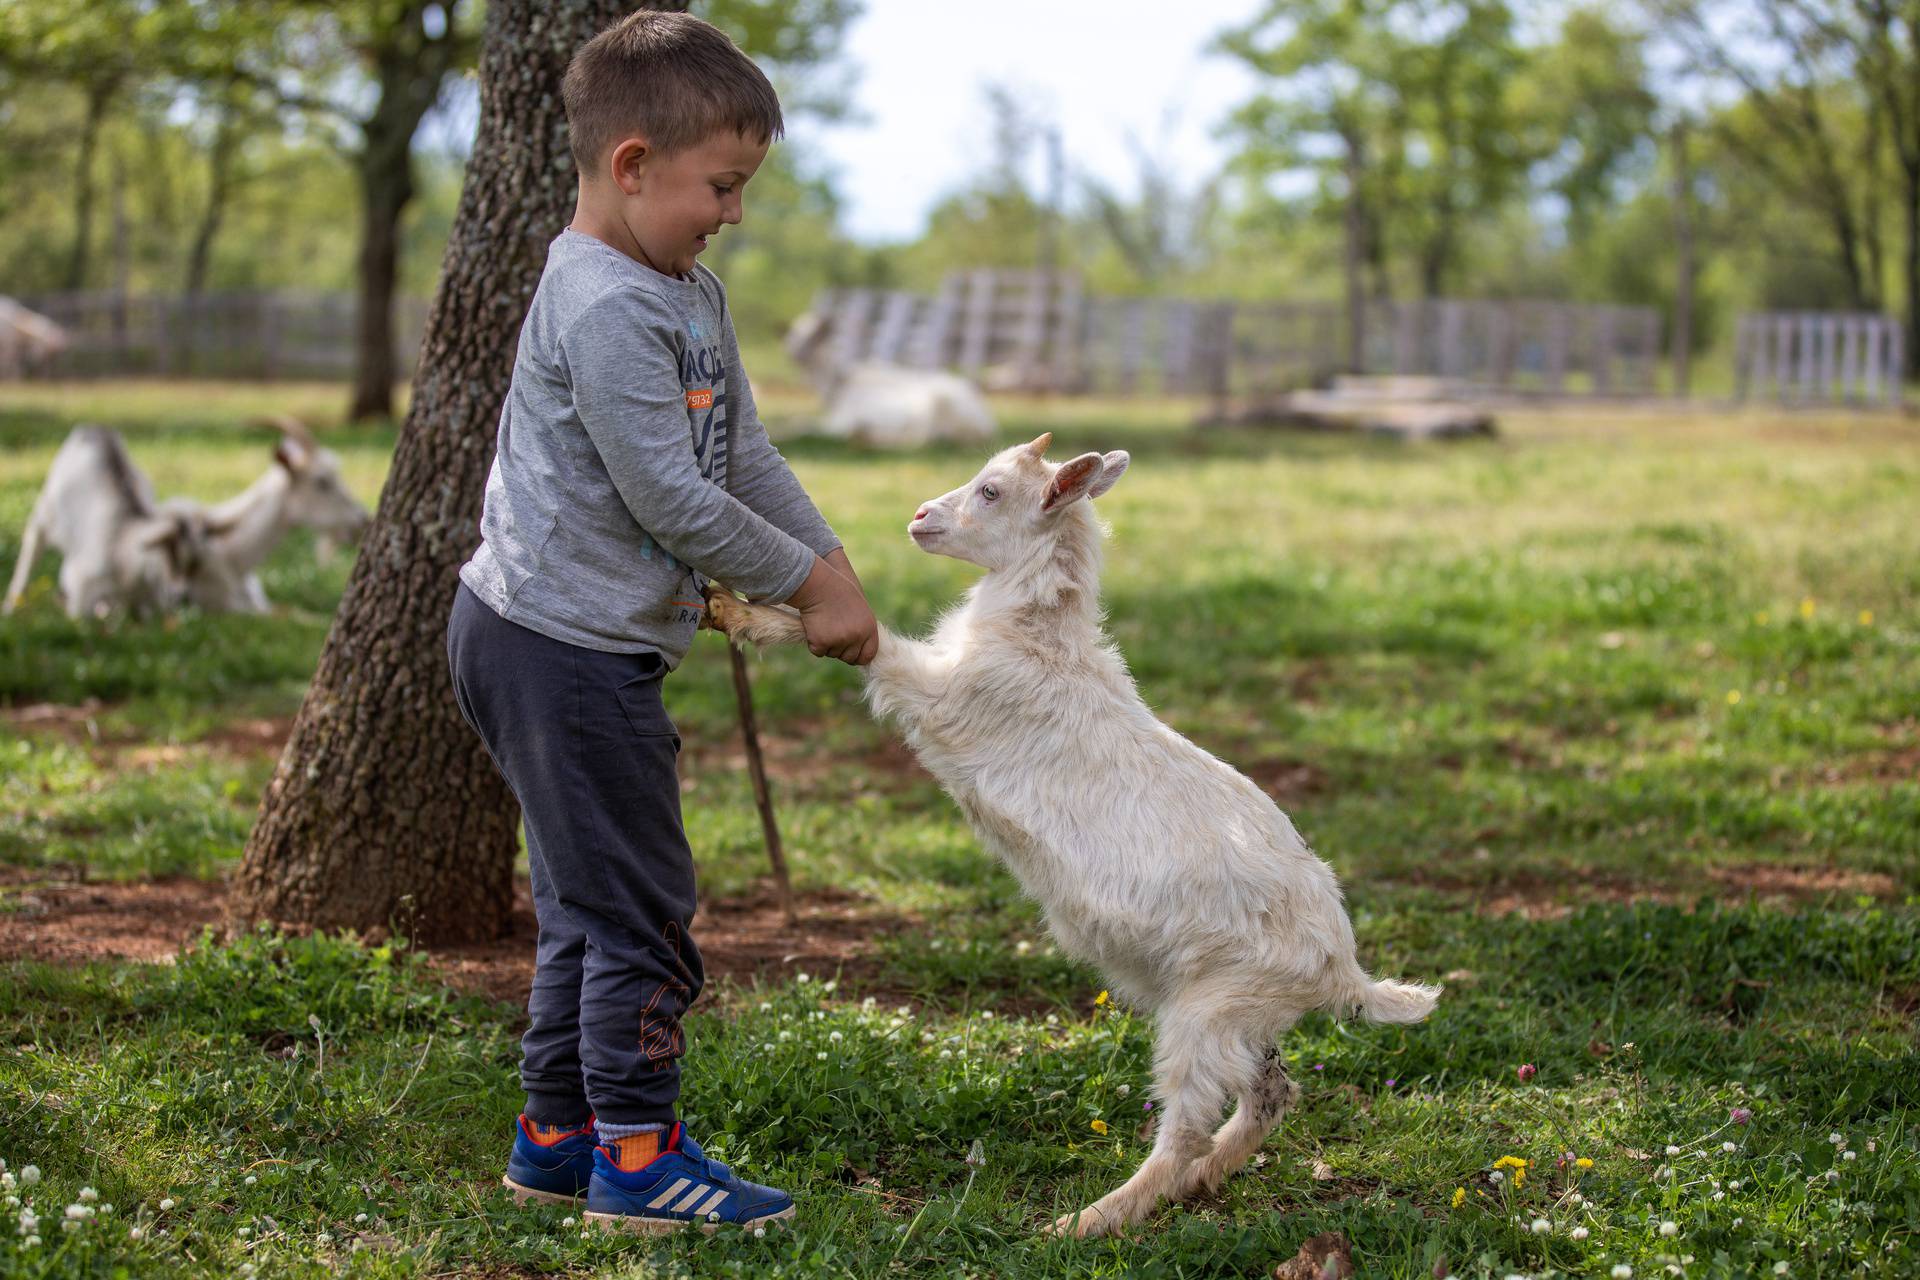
[1722,1142,1737,1152]
[561,1216,575,1226]
[316,1231,331,1243]
[1015,941,1032,954]
[0,1172,12,1192]
[939,1049,953,1059]
[17,1167,38,1188]
[128,1226,143,1240]
[815,1051,828,1061]
[1531,1218,1551,1234]
[981,1011,994,1020]
[1867,1140,1877,1153]
[1612,1267,1633,1279]
[61,1220,79,1234]
[862,997,877,1010]
[761,1043,773,1052]
[22,1235,39,1248]
[1713,1191,1725,1201]
[1044,1014,1059,1025]
[18,1208,39,1234]
[1729,1181,1741,1190]
[758,1002,771,1012]
[1830,1133,1844,1145]
[796,972,810,983]
[354,1212,368,1223]
[1825,1170,1841,1183]
[1490,1170,1504,1184]
[1659,1220,1679,1237]
[754,1226,766,1238]
[823,980,838,993]
[1843,1151,1856,1162]
[237,1226,250,1237]
[244,1175,257,1186]
[920,1031,935,1043]
[78,1187,98,1203]
[65,1204,91,1220]
[1570,1193,1585,1206]
[1117,1084,1131,1096]
[1665,1145,1681,1157]
[829,1031,843,1042]
[779,1030,794,1041]
[1774,1264,1789,1276]
[1571,1226,1590,1240]
[159,1198,175,1211]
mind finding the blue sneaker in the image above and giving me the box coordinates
[502,1113,598,1205]
[583,1122,795,1234]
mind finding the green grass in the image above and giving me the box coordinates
[1,381,1918,1277]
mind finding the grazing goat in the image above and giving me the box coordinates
[179,415,371,613]
[0,297,68,380]
[3,426,212,619]
[784,310,997,448]
[706,433,1439,1237]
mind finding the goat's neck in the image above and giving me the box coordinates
[970,508,1105,630]
[208,467,295,572]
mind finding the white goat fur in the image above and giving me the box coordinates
[3,426,208,619]
[707,433,1439,1237]
[784,311,996,448]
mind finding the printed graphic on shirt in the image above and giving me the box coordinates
[639,332,730,625]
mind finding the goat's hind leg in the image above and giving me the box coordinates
[1175,1041,1300,1201]
[703,584,806,647]
[1050,1011,1234,1239]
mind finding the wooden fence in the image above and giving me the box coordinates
[811,273,1665,399]
[1732,311,1905,407]
[18,290,431,380]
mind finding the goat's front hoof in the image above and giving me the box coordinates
[1046,1206,1116,1239]
[703,583,748,635]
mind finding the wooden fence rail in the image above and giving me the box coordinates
[17,290,430,381]
[1732,311,1905,407]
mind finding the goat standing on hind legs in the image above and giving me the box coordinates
[705,432,1440,1238]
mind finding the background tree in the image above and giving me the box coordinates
[233,0,683,945]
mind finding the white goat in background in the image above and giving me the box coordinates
[784,310,997,448]
[706,432,1439,1237]
[4,426,212,619]
[181,415,371,612]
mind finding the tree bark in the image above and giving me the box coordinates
[64,80,115,291]
[235,0,680,946]
[1671,121,1694,397]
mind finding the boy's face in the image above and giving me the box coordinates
[605,129,768,277]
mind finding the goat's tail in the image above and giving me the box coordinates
[1342,974,1442,1025]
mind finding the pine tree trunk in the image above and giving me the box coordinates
[234,0,680,945]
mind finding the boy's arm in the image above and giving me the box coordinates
[717,311,844,560]
[564,287,818,604]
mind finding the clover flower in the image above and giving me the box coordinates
[1531,1218,1551,1235]
[1571,1226,1590,1240]
[1729,1108,1752,1125]
[1516,1064,1537,1082]
[1612,1267,1633,1279]
[1659,1221,1678,1237]
[1722,1142,1737,1153]
[77,1188,98,1203]
[159,1198,174,1211]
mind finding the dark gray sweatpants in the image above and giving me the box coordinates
[446,582,704,1126]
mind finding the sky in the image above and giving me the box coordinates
[805,0,1267,243]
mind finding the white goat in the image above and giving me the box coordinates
[179,415,371,613]
[707,432,1439,1237]
[784,310,997,448]
[4,426,212,619]
[0,297,68,380]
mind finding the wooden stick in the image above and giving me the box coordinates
[726,635,795,924]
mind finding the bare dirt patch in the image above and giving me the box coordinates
[1398,860,1901,919]
[0,866,910,1009]
[3,701,295,767]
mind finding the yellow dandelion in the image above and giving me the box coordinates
[1094,990,1110,1007]
[1575,1157,1594,1169]
[1090,1119,1108,1135]
[1800,597,1816,618]
[1726,689,1742,705]
[1493,1156,1529,1170]
[1452,1187,1466,1208]
[1859,610,1874,626]
[1754,611,1769,625]
[1514,1166,1526,1188]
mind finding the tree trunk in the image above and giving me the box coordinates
[1904,166,1919,378]
[235,0,679,946]
[1341,127,1366,374]
[1670,122,1694,397]
[347,1,469,423]
[64,81,114,291]
[182,103,244,374]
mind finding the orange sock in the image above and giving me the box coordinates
[524,1117,591,1145]
[605,1131,666,1171]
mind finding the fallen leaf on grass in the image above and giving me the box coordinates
[1273,1231,1355,1280]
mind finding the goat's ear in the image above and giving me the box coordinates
[1087,450,1129,499]
[1042,452,1105,512]
[1024,431,1053,458]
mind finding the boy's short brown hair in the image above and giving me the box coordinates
[563,10,784,177]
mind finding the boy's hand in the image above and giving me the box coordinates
[786,554,878,666]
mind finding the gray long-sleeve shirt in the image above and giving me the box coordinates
[460,228,839,666]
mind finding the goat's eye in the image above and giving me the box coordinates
[980,484,998,502]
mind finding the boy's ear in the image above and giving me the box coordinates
[1042,452,1106,512]
[609,136,651,193]
[1087,450,1129,499]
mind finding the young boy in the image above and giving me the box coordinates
[445,10,877,1234]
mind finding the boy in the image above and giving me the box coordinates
[445,10,877,1234]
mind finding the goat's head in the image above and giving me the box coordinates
[129,507,216,610]
[262,418,372,542]
[906,432,1129,570]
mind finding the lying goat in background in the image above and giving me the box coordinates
[3,425,212,619]
[707,433,1439,1237]
[4,417,370,618]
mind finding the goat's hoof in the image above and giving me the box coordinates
[703,584,748,636]
[1046,1206,1115,1239]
